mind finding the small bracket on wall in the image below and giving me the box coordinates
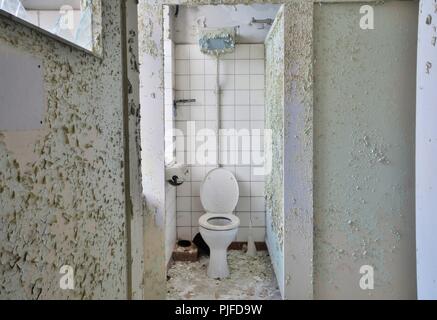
[173,99,196,114]
[250,17,274,29]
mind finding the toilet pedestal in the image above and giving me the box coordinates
[200,224,238,279]
[208,249,229,279]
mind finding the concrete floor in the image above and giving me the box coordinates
[167,250,282,300]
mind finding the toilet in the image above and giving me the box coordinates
[198,168,240,279]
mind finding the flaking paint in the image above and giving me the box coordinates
[265,5,285,297]
[313,1,417,299]
[0,1,132,299]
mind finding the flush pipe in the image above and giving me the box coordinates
[216,55,221,168]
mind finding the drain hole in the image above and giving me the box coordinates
[178,240,192,248]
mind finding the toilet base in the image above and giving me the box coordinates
[199,225,238,279]
[207,249,229,279]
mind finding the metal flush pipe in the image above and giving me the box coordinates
[197,27,236,167]
[216,55,221,168]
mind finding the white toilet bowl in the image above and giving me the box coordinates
[199,214,240,278]
[198,168,240,279]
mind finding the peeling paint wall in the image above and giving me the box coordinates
[313,1,418,299]
[416,0,437,300]
[283,2,314,300]
[138,1,167,299]
[0,1,132,299]
[264,5,284,297]
[124,0,145,300]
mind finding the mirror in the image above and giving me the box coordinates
[0,0,102,54]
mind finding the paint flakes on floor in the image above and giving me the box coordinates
[167,250,281,300]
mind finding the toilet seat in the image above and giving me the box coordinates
[200,168,239,213]
[199,213,240,231]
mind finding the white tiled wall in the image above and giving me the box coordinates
[173,44,266,243]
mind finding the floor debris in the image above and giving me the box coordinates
[167,250,281,300]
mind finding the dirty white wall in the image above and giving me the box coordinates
[416,0,437,300]
[264,5,284,297]
[0,1,135,299]
[282,2,314,300]
[124,0,146,300]
[313,1,418,299]
[163,6,177,268]
[138,1,167,299]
